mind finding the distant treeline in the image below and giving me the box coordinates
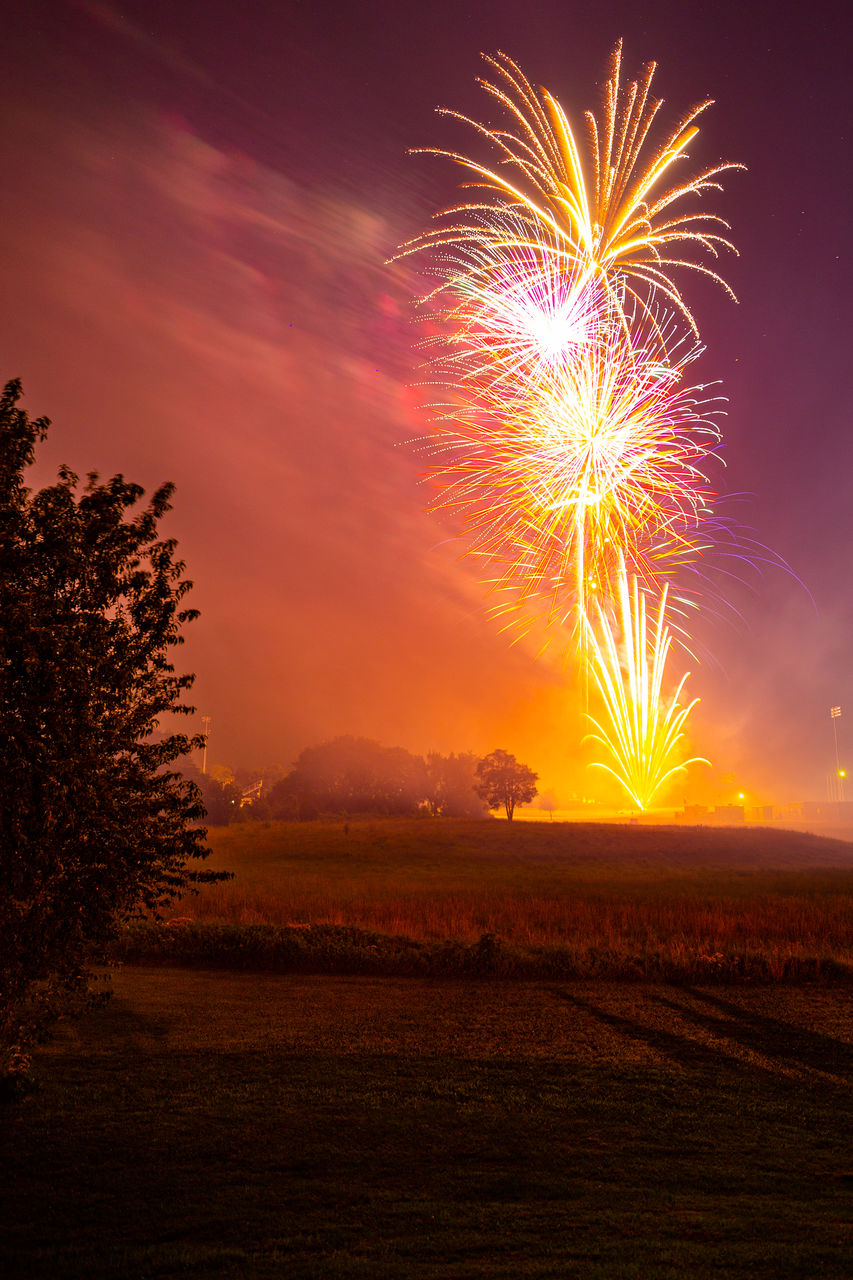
[188,736,490,824]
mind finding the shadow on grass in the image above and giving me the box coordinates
[652,989,853,1080]
[547,988,774,1074]
[64,990,172,1050]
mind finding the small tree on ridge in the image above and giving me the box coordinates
[474,749,538,821]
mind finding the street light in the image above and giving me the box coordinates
[831,707,844,802]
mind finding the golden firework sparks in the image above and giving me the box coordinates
[584,560,709,809]
[402,42,743,337]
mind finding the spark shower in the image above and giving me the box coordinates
[401,42,743,808]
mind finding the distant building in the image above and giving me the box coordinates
[801,800,853,824]
[713,805,745,823]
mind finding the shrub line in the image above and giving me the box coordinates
[104,921,853,985]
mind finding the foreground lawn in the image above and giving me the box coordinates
[3,967,852,1278]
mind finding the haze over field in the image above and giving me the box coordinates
[2,0,850,805]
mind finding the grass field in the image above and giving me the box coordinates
[149,819,853,981]
[7,822,853,1277]
[4,967,852,1278]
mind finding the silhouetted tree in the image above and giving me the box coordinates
[267,773,305,820]
[0,379,225,1083]
[474,749,539,821]
[425,752,489,817]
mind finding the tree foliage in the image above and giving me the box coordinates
[474,749,539,821]
[425,752,489,818]
[0,380,223,1074]
[268,736,429,819]
[182,761,243,825]
[262,739,535,824]
[262,740,490,821]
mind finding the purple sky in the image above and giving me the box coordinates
[3,0,851,802]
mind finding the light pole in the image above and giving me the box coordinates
[831,706,844,802]
[201,715,212,775]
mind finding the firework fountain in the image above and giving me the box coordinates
[402,43,743,809]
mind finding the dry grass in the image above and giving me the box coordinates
[167,819,853,971]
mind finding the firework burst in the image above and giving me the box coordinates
[424,307,721,634]
[401,41,743,337]
[425,216,607,387]
[402,43,748,790]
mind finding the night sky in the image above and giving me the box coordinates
[3,0,851,803]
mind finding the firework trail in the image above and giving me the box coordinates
[584,562,708,809]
